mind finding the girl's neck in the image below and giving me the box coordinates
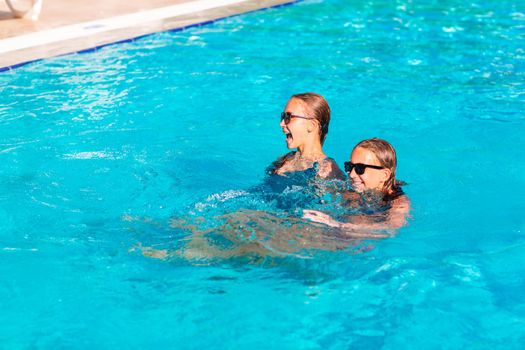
[297,142,325,161]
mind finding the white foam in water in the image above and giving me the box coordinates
[0,146,20,154]
[193,190,250,210]
[63,151,115,160]
[206,190,250,202]
[2,247,38,252]
[442,26,464,33]
[408,59,422,65]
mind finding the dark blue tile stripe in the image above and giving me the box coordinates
[0,0,302,73]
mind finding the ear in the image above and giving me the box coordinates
[380,168,391,183]
[307,119,320,133]
[306,119,315,133]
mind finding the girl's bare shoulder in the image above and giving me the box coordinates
[317,158,346,180]
[268,152,296,175]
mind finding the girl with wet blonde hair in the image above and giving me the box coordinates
[304,138,410,233]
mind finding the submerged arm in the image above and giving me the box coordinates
[303,196,411,237]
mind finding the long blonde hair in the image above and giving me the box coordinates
[354,138,398,193]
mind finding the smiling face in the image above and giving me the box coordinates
[348,146,391,193]
[280,97,317,149]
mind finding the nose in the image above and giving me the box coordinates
[348,167,359,179]
[279,118,286,128]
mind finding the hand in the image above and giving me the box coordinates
[303,210,390,239]
[303,210,340,228]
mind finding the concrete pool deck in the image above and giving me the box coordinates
[0,0,294,69]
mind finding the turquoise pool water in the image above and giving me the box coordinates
[1,0,524,347]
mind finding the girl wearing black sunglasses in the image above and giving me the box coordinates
[268,92,344,180]
[304,138,410,233]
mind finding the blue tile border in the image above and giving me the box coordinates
[0,0,302,73]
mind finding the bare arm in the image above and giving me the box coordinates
[303,196,411,237]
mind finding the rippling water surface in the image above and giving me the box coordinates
[1,0,524,348]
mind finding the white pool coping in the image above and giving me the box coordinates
[0,0,252,54]
[0,0,297,70]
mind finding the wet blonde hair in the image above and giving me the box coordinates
[291,92,330,145]
[354,138,398,193]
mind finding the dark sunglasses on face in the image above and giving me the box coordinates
[280,111,315,125]
[344,161,384,175]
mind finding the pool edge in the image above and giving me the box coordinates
[0,0,302,73]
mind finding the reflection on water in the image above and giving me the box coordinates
[0,0,524,347]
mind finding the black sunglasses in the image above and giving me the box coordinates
[344,161,384,175]
[280,111,315,124]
